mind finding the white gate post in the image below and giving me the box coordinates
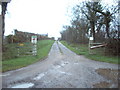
[89,37,93,54]
[31,36,37,56]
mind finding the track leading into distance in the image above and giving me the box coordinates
[2,41,118,88]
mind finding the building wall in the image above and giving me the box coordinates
[14,30,48,42]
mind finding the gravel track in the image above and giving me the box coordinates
[2,41,119,88]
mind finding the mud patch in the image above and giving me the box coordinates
[93,81,111,88]
[95,68,118,82]
[11,83,34,88]
[95,68,119,88]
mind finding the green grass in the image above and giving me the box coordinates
[2,40,54,72]
[61,41,119,64]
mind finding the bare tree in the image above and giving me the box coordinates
[82,1,103,42]
[87,2,118,39]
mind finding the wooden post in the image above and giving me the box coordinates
[0,1,11,89]
[17,48,20,56]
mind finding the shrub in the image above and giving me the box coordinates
[105,39,120,56]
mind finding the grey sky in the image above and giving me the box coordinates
[4,0,115,39]
[5,0,81,38]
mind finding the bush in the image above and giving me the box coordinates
[105,39,120,56]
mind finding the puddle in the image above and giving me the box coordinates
[11,83,34,88]
[58,71,66,74]
[74,63,79,65]
[53,61,69,69]
[48,68,72,76]
[43,81,51,84]
[61,63,66,67]
[33,73,45,80]
[64,61,69,64]
[54,65,61,69]
[0,73,10,77]
[61,61,69,67]
[58,71,72,75]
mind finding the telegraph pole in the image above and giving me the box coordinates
[0,1,11,89]
[0,0,11,45]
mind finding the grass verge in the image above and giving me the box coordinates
[61,41,119,64]
[2,40,54,72]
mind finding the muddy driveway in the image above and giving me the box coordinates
[2,41,119,88]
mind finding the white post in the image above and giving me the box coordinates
[31,36,37,56]
[89,37,93,54]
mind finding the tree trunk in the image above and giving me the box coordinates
[106,21,110,38]
[2,2,7,45]
[90,21,96,42]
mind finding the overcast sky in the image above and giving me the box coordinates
[5,0,82,38]
[4,0,115,39]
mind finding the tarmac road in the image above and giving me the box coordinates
[2,41,119,88]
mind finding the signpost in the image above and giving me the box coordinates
[16,36,37,56]
[31,36,37,56]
